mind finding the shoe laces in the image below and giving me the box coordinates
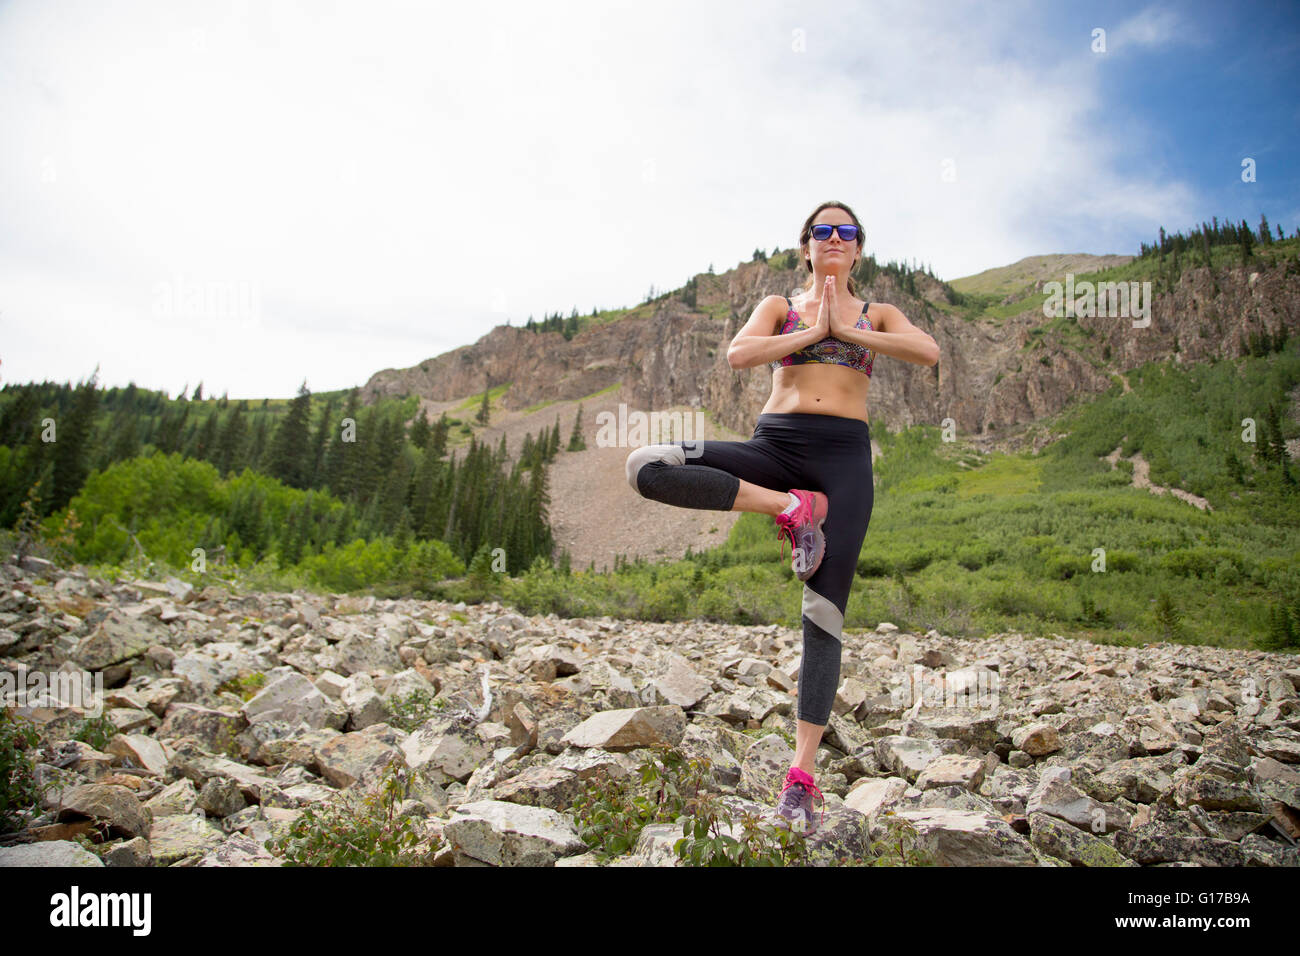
[774,495,803,561]
[780,768,825,829]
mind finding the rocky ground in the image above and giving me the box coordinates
[1,552,1298,867]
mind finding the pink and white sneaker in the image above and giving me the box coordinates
[775,765,826,833]
[774,489,828,581]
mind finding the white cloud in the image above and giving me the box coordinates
[1107,4,1206,52]
[0,0,1203,398]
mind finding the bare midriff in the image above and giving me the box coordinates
[760,297,874,425]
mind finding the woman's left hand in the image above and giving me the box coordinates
[826,280,854,338]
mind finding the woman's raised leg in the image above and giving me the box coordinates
[625,439,800,515]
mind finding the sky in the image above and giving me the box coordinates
[1,0,1297,400]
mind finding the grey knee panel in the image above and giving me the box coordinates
[625,443,686,494]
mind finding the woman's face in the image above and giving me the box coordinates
[806,208,860,273]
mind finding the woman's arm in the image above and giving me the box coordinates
[726,296,828,370]
[835,303,939,366]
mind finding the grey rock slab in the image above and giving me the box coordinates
[443,800,587,866]
[0,840,104,866]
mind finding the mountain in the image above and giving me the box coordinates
[359,247,1300,570]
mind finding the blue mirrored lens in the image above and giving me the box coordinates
[813,224,857,241]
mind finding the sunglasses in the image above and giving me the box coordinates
[811,223,859,242]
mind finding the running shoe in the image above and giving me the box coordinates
[774,489,828,581]
[775,765,825,833]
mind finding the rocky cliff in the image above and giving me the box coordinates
[362,255,1299,448]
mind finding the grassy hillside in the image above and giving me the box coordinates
[501,338,1300,651]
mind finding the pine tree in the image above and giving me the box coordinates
[567,404,586,451]
[266,381,314,490]
[409,407,431,449]
[50,372,100,513]
[1153,591,1183,641]
[216,402,247,477]
[195,408,220,462]
[431,412,450,458]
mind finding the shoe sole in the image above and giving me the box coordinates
[776,811,814,834]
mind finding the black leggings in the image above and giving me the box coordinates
[624,412,873,726]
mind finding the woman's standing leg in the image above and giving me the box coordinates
[789,439,874,774]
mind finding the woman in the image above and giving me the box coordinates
[624,200,940,833]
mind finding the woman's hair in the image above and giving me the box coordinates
[798,200,864,298]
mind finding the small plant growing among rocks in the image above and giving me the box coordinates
[386,687,448,732]
[71,715,118,752]
[265,758,443,866]
[0,709,44,834]
[216,672,266,701]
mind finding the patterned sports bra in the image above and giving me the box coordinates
[769,296,875,376]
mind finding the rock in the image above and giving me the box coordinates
[145,779,200,817]
[341,674,392,730]
[736,731,794,800]
[1168,765,1263,812]
[443,800,588,865]
[916,754,987,791]
[316,728,405,789]
[196,833,281,866]
[103,836,151,867]
[156,704,247,756]
[104,733,169,775]
[401,717,491,784]
[560,706,687,752]
[56,783,151,840]
[333,631,404,676]
[171,650,241,693]
[488,765,585,811]
[196,777,248,818]
[0,840,104,866]
[875,736,945,783]
[73,609,165,671]
[845,777,911,817]
[148,813,227,865]
[652,655,713,709]
[1011,722,1062,756]
[243,670,347,731]
[870,807,1039,865]
[1027,811,1137,866]
[1026,766,1131,834]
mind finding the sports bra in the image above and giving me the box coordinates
[768,296,875,376]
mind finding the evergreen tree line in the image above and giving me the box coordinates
[523,306,595,340]
[0,373,588,576]
[1139,214,1296,262]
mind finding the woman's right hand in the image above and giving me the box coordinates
[811,274,834,341]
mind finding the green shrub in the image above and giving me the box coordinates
[386,688,447,733]
[265,759,442,866]
[71,715,118,751]
[1,709,43,834]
